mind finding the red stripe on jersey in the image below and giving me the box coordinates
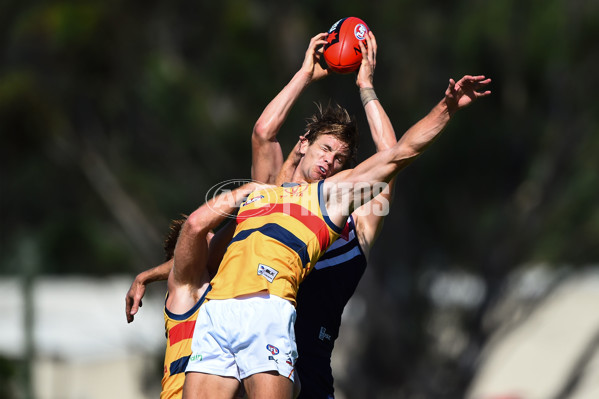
[340,220,351,241]
[169,320,196,346]
[237,203,330,251]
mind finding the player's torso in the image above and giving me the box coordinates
[208,181,342,305]
[294,215,368,398]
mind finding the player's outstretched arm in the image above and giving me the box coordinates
[325,75,491,227]
[356,31,397,152]
[396,75,491,156]
[125,259,172,323]
[252,32,330,184]
[171,182,266,289]
[167,182,269,313]
[168,182,272,304]
[352,31,398,258]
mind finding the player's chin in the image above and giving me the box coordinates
[312,174,325,182]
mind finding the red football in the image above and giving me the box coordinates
[323,17,370,74]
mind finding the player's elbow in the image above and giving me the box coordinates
[252,120,277,143]
[391,142,420,165]
[185,209,212,236]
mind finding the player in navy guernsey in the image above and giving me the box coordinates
[251,31,394,399]
[294,215,367,398]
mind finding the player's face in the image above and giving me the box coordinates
[299,134,350,182]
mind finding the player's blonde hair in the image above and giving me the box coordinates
[304,102,359,167]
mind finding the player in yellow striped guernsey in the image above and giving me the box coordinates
[183,31,491,399]
[250,30,397,399]
[208,181,342,306]
[161,280,209,398]
[127,219,209,399]
[125,183,262,399]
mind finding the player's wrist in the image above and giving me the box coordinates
[134,273,148,287]
[295,69,314,87]
[440,97,456,117]
[360,87,378,107]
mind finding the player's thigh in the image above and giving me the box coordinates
[182,372,240,399]
[234,295,298,380]
[243,371,293,399]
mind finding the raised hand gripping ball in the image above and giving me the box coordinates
[323,17,370,74]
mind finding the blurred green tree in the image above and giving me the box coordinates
[1,0,598,397]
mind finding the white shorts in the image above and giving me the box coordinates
[185,293,297,382]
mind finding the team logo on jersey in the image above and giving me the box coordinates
[280,184,309,198]
[205,179,277,218]
[241,195,264,207]
[257,263,279,283]
[266,344,280,355]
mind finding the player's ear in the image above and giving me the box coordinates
[299,137,310,155]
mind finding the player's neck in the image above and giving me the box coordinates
[290,161,311,185]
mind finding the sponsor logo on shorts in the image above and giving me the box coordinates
[189,353,203,362]
[266,344,280,355]
[257,264,279,283]
[319,327,331,341]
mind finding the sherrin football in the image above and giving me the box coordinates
[323,17,369,74]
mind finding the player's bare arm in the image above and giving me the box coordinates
[167,182,269,313]
[124,181,274,321]
[251,32,330,183]
[125,259,173,323]
[356,32,396,152]
[350,31,398,258]
[170,182,268,289]
[324,75,492,228]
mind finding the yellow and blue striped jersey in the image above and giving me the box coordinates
[160,287,210,399]
[207,181,342,306]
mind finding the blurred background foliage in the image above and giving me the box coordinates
[1,0,598,397]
